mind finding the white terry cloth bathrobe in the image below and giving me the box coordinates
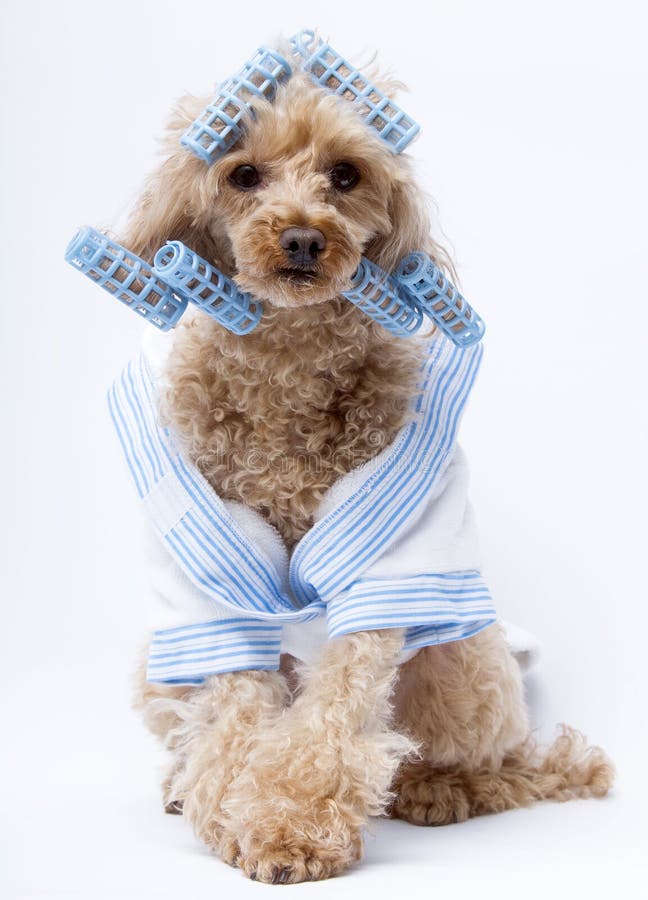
[109,331,539,685]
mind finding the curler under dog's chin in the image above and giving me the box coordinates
[153,241,262,335]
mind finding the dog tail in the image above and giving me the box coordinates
[391,726,614,824]
[466,726,613,811]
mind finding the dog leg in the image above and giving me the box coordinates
[133,653,197,813]
[390,624,613,824]
[174,670,291,859]
[135,661,291,854]
[223,628,416,884]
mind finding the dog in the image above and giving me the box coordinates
[114,35,614,884]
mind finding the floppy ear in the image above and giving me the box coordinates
[120,95,232,268]
[366,170,457,279]
[120,152,221,264]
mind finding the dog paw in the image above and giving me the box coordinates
[223,740,366,881]
[391,768,471,825]
[236,827,362,883]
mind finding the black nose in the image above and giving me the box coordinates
[279,227,326,267]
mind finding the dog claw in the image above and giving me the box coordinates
[164,799,184,815]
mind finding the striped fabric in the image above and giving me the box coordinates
[147,619,283,684]
[328,572,496,640]
[108,337,497,684]
[289,338,484,606]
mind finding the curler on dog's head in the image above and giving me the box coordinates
[65,227,187,331]
[181,47,292,164]
[395,252,485,347]
[342,257,423,338]
[181,30,420,165]
[153,242,262,335]
[289,29,420,153]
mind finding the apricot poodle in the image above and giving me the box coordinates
[114,35,614,884]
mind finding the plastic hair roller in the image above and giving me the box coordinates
[181,47,292,164]
[396,252,485,347]
[65,227,187,331]
[342,257,423,337]
[290,30,420,154]
[153,241,262,335]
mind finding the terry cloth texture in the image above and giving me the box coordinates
[109,335,499,685]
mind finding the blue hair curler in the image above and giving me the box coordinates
[290,30,420,153]
[342,257,423,337]
[65,227,187,331]
[66,237,485,344]
[153,241,262,335]
[181,47,292,164]
[395,252,485,347]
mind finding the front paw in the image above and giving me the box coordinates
[235,803,363,884]
[223,734,366,883]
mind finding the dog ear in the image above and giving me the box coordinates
[121,94,232,267]
[121,151,222,264]
[366,173,457,281]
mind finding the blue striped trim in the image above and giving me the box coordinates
[130,354,290,608]
[109,356,325,623]
[289,340,482,606]
[146,617,283,683]
[132,358,289,608]
[403,618,496,651]
[326,572,497,638]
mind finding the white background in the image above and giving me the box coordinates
[1,0,647,897]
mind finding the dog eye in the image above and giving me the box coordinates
[330,162,361,192]
[230,165,260,190]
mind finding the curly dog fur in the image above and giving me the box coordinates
[126,49,614,884]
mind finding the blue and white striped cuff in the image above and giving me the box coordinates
[327,572,497,640]
[146,617,283,684]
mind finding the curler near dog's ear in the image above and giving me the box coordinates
[65,229,261,335]
[395,252,485,347]
[65,227,187,331]
[341,253,486,346]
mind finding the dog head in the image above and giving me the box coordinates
[124,49,445,311]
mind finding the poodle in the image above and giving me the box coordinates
[111,34,615,884]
